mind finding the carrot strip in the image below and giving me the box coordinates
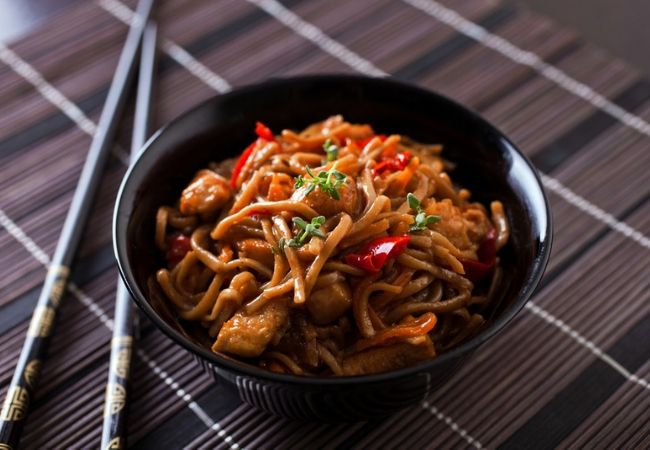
[355,312,437,351]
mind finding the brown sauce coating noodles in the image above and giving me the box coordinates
[155,116,509,376]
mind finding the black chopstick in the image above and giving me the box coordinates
[100,21,158,450]
[0,0,155,447]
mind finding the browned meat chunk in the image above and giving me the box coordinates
[292,177,358,217]
[275,313,320,369]
[235,238,274,267]
[213,299,288,358]
[180,170,232,216]
[307,281,352,325]
[341,336,435,376]
[425,199,490,257]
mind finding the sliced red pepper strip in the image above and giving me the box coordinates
[230,122,274,188]
[166,233,192,266]
[255,121,275,141]
[371,151,412,176]
[458,258,493,283]
[353,134,387,148]
[229,140,257,188]
[477,228,497,262]
[460,228,497,282]
[356,312,437,351]
[345,235,411,273]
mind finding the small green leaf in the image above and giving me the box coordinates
[407,193,442,233]
[273,237,287,255]
[292,165,347,200]
[324,139,339,161]
[284,215,328,247]
[287,238,302,248]
[293,217,308,229]
[407,193,420,210]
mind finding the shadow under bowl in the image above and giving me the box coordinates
[113,75,552,422]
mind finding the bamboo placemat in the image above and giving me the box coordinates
[1,0,649,448]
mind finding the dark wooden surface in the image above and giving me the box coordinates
[3,0,650,76]
[1,0,649,448]
[508,0,650,75]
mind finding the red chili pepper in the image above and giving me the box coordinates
[230,140,257,188]
[353,134,387,148]
[166,233,192,266]
[345,235,411,273]
[255,121,275,141]
[459,228,497,282]
[371,151,412,176]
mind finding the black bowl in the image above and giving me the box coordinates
[113,75,551,421]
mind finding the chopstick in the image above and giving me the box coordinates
[100,21,158,450]
[0,0,155,447]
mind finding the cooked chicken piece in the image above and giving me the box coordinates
[235,238,274,267]
[180,170,232,216]
[275,313,320,369]
[263,173,294,201]
[307,281,352,325]
[292,177,358,217]
[213,299,288,358]
[341,336,435,376]
[424,199,490,257]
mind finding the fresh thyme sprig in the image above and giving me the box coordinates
[407,193,441,232]
[281,216,326,248]
[294,164,347,200]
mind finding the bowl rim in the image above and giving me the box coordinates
[113,74,552,385]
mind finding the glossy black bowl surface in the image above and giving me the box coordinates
[114,75,551,421]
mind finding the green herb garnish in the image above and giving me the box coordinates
[407,193,441,232]
[294,164,347,200]
[323,139,339,161]
[272,237,287,255]
[285,216,326,248]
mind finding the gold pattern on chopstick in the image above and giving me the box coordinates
[0,386,29,421]
[48,265,69,307]
[112,336,133,346]
[114,347,132,379]
[105,437,122,450]
[23,360,42,388]
[106,384,126,414]
[0,443,14,450]
[111,336,133,378]
[27,306,55,338]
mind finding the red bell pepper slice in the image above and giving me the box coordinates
[230,122,275,188]
[459,258,493,283]
[477,228,497,262]
[255,121,275,141]
[353,134,387,149]
[371,151,412,176]
[460,228,497,282]
[345,235,411,273]
[229,140,257,188]
[166,233,192,266]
